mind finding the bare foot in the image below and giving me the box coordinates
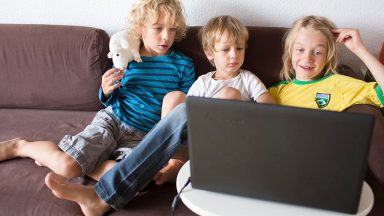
[152,159,184,185]
[45,172,111,216]
[0,137,25,161]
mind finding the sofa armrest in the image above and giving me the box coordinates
[345,104,384,185]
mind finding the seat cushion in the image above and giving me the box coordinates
[0,108,197,216]
[0,157,196,216]
[0,108,96,141]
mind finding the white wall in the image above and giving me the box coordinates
[1,0,383,72]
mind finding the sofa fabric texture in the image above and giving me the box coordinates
[0,24,109,111]
[0,24,383,216]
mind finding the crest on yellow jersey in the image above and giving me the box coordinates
[315,93,330,108]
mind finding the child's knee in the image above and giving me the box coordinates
[56,155,82,178]
[216,87,242,100]
[163,91,186,106]
[162,91,186,118]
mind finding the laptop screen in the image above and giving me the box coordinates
[186,96,373,214]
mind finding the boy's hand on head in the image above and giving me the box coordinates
[101,68,124,97]
[332,28,366,53]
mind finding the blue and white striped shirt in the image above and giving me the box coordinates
[99,50,195,133]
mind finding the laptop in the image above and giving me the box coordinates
[186,96,374,214]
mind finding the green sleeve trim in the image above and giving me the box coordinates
[376,84,384,105]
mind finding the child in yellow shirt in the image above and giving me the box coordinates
[269,15,384,110]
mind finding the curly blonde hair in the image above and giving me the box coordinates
[199,15,249,66]
[281,15,338,81]
[127,0,187,42]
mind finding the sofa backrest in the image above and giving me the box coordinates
[0,24,111,111]
[173,26,287,88]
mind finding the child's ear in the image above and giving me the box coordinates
[138,25,145,38]
[204,50,214,61]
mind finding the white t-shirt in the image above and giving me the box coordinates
[187,69,267,102]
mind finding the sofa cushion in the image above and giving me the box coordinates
[0,108,97,141]
[0,157,196,216]
[345,105,384,185]
[0,24,111,111]
[0,108,197,216]
[0,158,85,216]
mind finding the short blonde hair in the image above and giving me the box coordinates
[281,15,338,81]
[199,15,249,65]
[128,0,187,41]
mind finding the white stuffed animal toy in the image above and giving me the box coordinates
[108,30,142,70]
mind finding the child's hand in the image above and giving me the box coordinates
[101,68,124,98]
[332,28,366,54]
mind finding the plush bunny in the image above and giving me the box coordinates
[108,30,142,69]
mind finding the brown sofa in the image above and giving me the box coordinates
[0,24,383,216]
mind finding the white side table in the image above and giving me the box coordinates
[176,161,374,216]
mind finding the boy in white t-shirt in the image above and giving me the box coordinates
[151,15,275,184]
[188,15,275,103]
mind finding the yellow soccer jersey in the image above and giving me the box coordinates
[268,74,384,111]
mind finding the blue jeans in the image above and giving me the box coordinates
[94,103,188,209]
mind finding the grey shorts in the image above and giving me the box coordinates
[58,107,145,175]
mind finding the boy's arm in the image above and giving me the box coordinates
[333,28,384,91]
[256,92,276,104]
[98,68,124,106]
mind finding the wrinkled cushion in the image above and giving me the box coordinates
[0,24,111,111]
[0,108,96,141]
[0,108,197,216]
[0,156,196,216]
[0,108,95,215]
[0,159,85,216]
